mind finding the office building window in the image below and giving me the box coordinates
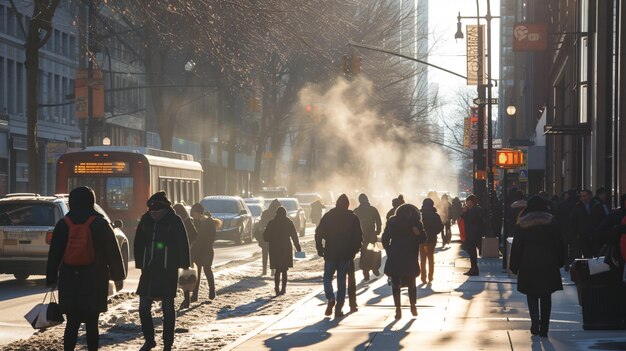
[69,35,76,60]
[54,30,61,53]
[0,5,5,33]
[17,62,24,115]
[62,32,68,57]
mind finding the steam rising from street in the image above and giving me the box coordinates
[297,77,458,209]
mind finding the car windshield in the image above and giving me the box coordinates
[201,199,239,214]
[279,200,298,212]
[295,195,320,204]
[0,203,57,226]
[247,205,262,216]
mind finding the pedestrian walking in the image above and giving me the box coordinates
[509,196,564,337]
[594,194,626,266]
[555,189,577,268]
[570,189,595,258]
[438,194,452,246]
[420,198,443,284]
[450,197,463,224]
[258,199,281,276]
[134,191,191,351]
[382,203,426,319]
[591,187,610,230]
[189,203,219,302]
[386,195,405,220]
[353,193,382,280]
[46,186,126,351]
[315,194,362,317]
[461,195,485,276]
[310,200,326,226]
[263,206,302,296]
[173,203,199,309]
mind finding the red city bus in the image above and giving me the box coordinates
[56,146,203,250]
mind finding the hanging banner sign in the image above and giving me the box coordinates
[463,117,471,149]
[466,25,485,86]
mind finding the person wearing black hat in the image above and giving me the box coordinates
[46,186,126,351]
[510,196,564,337]
[263,206,302,296]
[315,194,363,317]
[134,191,190,351]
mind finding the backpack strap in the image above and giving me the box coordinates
[63,215,97,227]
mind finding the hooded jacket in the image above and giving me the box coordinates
[315,195,363,261]
[353,195,382,245]
[46,186,126,314]
[509,211,564,296]
[421,201,443,244]
[263,207,301,270]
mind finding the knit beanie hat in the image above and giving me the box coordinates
[147,191,171,211]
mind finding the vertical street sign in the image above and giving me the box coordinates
[513,23,548,51]
[466,25,485,86]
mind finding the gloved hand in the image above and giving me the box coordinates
[317,250,324,257]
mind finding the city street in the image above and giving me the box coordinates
[0,227,317,347]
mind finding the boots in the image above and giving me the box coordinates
[539,320,549,337]
[394,307,402,319]
[325,299,336,316]
[463,267,479,276]
[410,305,418,317]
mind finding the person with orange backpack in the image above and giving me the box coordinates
[46,186,126,351]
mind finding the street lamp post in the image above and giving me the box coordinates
[457,0,498,237]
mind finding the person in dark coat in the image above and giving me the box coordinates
[461,195,485,276]
[594,194,626,266]
[310,200,326,226]
[420,198,443,284]
[189,203,219,302]
[353,193,382,280]
[555,189,578,268]
[382,203,426,319]
[570,189,595,258]
[315,194,362,317]
[385,195,405,220]
[438,194,452,246]
[257,199,281,276]
[450,196,463,224]
[263,206,302,296]
[591,187,610,232]
[134,191,190,351]
[173,203,199,309]
[509,196,564,337]
[46,186,126,351]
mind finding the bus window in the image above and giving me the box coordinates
[106,177,134,210]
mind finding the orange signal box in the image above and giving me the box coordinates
[496,148,524,168]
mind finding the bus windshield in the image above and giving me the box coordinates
[68,176,134,210]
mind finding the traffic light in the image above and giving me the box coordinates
[496,148,524,168]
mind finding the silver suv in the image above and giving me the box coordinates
[0,193,129,289]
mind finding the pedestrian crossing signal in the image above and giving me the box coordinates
[496,149,523,168]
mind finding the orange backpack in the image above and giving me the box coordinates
[63,216,97,266]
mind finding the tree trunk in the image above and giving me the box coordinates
[25,44,40,193]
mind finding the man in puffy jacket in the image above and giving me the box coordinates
[315,194,362,317]
[135,191,190,351]
[47,186,126,351]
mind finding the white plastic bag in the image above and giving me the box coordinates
[178,264,198,292]
[24,290,64,329]
[588,257,611,275]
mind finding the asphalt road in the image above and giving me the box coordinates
[0,227,316,347]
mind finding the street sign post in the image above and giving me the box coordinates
[473,97,499,105]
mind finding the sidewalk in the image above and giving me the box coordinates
[224,231,626,351]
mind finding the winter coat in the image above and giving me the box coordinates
[421,207,443,244]
[46,209,126,314]
[450,198,463,221]
[509,211,564,296]
[315,207,362,262]
[182,217,198,250]
[382,216,422,278]
[256,199,281,249]
[594,208,626,266]
[505,200,526,238]
[555,197,577,243]
[310,201,325,226]
[462,205,486,245]
[570,202,595,241]
[134,208,190,298]
[591,200,610,230]
[354,203,382,244]
[385,206,398,221]
[263,215,301,270]
[190,216,216,267]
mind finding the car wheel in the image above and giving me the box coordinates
[14,273,29,282]
[244,224,253,244]
[234,224,244,245]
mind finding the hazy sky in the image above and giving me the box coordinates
[428,0,501,110]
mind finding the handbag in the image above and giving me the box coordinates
[24,289,64,329]
[368,243,382,269]
[294,250,306,259]
[178,263,198,292]
[588,257,611,275]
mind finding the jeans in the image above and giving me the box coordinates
[323,260,350,306]
[527,294,552,332]
[64,312,99,351]
[347,259,357,308]
[420,243,436,282]
[139,296,175,347]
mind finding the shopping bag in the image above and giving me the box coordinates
[24,290,64,329]
[368,243,382,269]
[458,217,466,241]
[178,264,198,292]
[294,251,306,259]
[588,257,611,275]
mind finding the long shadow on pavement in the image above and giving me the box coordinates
[262,317,342,350]
[353,318,416,350]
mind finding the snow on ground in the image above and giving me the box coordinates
[1,240,327,351]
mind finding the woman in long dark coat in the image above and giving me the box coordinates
[510,196,564,337]
[189,203,220,302]
[263,206,302,296]
[382,203,426,319]
[173,203,199,309]
[46,186,126,351]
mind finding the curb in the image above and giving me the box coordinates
[219,285,325,351]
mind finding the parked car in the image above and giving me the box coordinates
[258,186,288,199]
[244,197,265,207]
[200,196,253,245]
[266,198,306,237]
[293,193,322,224]
[0,193,129,290]
[246,203,264,234]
